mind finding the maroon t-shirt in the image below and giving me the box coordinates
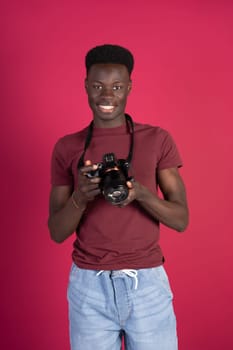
[51,121,182,270]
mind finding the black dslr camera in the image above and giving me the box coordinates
[78,114,135,205]
[86,153,131,204]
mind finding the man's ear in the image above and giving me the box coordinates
[127,80,132,94]
[84,78,88,92]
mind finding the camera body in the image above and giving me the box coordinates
[86,153,130,204]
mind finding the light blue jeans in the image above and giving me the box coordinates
[67,264,178,350]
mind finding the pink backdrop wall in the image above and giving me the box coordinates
[1,1,232,349]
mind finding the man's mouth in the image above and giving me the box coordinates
[98,105,115,113]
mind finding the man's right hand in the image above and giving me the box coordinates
[48,160,101,243]
[73,160,101,208]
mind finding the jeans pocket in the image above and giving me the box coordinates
[153,266,174,298]
[68,263,80,283]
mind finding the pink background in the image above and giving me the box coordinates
[1,1,232,349]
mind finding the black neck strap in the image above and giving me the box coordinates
[77,114,134,169]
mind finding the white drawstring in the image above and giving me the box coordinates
[96,270,104,276]
[96,269,138,289]
[121,269,138,289]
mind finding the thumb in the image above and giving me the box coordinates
[126,180,134,189]
[85,160,92,166]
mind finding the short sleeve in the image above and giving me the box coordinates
[157,130,183,170]
[51,138,73,186]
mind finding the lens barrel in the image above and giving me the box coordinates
[101,169,128,203]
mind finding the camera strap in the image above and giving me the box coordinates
[77,114,134,169]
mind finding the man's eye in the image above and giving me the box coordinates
[113,86,122,91]
[93,85,102,90]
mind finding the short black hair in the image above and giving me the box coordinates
[85,44,134,76]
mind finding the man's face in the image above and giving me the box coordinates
[85,63,132,128]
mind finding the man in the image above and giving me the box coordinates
[48,44,189,350]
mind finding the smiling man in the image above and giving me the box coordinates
[85,62,131,127]
[48,44,189,350]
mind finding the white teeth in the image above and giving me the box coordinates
[99,105,114,110]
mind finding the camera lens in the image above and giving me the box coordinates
[101,170,128,204]
[104,185,129,203]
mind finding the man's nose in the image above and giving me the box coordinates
[100,86,114,97]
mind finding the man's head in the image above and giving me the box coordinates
[85,44,134,128]
[85,44,134,77]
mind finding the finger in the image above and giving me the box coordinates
[80,183,100,192]
[86,188,101,198]
[126,180,133,189]
[90,177,101,184]
[80,164,98,174]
